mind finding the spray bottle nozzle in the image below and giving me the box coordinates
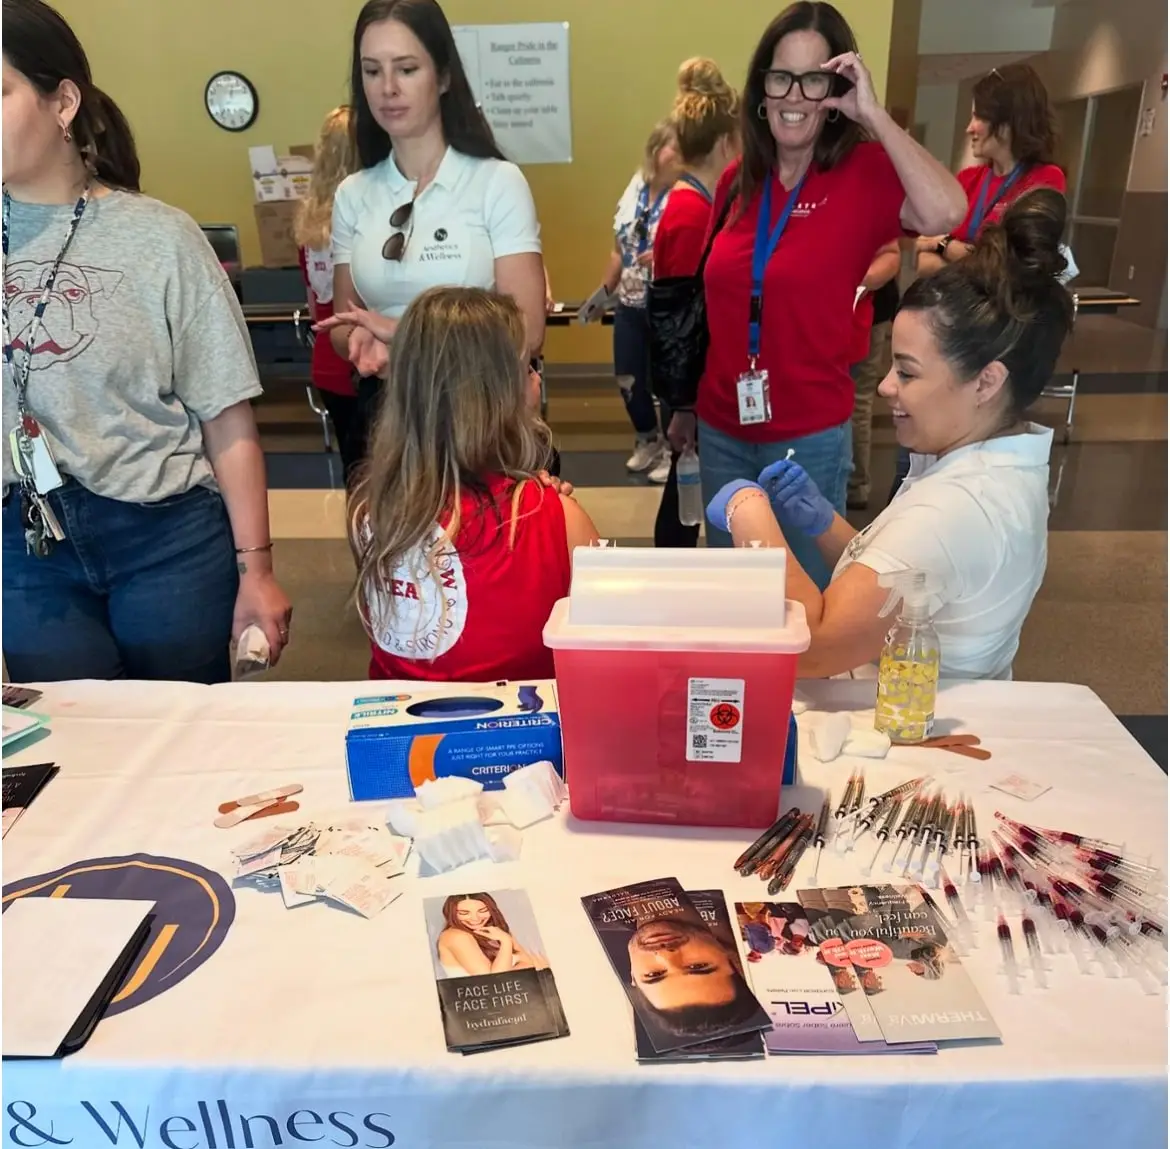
[877,569,937,621]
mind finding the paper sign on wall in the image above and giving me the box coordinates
[452,22,572,165]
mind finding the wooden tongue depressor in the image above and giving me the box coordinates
[220,783,304,812]
[217,798,301,822]
[911,734,981,749]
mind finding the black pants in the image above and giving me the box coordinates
[354,375,561,477]
[653,402,700,548]
[319,389,363,486]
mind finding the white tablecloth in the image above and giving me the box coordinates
[2,678,1166,1149]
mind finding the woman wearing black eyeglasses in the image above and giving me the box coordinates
[318,0,546,457]
[669,1,964,588]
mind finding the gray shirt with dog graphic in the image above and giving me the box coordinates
[2,190,262,501]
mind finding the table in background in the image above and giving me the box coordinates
[2,679,1165,1149]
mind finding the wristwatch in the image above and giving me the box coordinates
[935,235,952,257]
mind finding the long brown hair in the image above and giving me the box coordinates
[3,0,140,191]
[441,893,511,961]
[738,2,863,210]
[351,287,552,643]
[972,63,1058,167]
[295,106,357,250]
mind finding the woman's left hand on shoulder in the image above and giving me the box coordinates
[822,51,882,131]
[233,571,293,666]
[537,471,574,498]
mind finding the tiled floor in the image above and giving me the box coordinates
[256,316,1168,764]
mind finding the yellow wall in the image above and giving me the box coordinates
[56,0,894,362]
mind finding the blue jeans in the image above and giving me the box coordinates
[3,482,239,683]
[698,418,852,590]
[613,303,660,438]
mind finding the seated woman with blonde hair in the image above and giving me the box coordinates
[351,287,598,682]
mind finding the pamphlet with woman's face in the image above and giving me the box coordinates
[581,877,770,1055]
[423,889,568,1053]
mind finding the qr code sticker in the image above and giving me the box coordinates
[692,734,708,749]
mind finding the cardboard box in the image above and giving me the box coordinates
[345,680,563,802]
[253,200,301,268]
[248,144,313,202]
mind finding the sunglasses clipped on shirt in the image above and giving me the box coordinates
[382,197,415,262]
[761,69,849,102]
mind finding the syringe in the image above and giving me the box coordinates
[1021,914,1047,989]
[924,802,955,888]
[886,789,927,873]
[997,913,1021,995]
[810,796,831,883]
[966,805,981,885]
[952,795,968,881]
[834,771,859,822]
[863,796,903,877]
[736,806,802,875]
[767,816,815,895]
[903,791,940,878]
[940,866,974,950]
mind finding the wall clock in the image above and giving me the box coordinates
[204,71,258,132]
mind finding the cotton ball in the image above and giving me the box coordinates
[809,712,851,762]
[842,729,891,759]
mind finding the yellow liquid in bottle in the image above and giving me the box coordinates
[874,644,940,744]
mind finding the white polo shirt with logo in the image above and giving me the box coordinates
[832,424,1053,680]
[332,146,541,318]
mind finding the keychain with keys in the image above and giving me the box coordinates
[21,487,64,557]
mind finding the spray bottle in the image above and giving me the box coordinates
[873,569,940,744]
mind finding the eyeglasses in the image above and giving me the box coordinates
[382,197,415,262]
[762,69,836,102]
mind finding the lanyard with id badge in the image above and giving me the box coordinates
[963,163,1024,242]
[739,172,806,426]
[2,185,90,556]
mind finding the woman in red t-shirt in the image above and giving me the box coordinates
[651,57,741,547]
[669,2,965,588]
[915,63,1066,276]
[351,287,599,683]
[294,107,362,483]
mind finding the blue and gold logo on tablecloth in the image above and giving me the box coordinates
[2,853,234,1015]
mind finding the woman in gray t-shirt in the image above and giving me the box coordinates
[2,0,291,683]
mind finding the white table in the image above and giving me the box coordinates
[2,679,1166,1149]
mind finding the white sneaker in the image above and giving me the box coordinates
[647,447,672,484]
[626,437,664,472]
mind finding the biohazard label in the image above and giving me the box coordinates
[687,677,745,763]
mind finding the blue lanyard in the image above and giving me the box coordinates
[2,187,91,414]
[678,172,713,203]
[633,181,668,256]
[967,163,1024,239]
[749,173,806,362]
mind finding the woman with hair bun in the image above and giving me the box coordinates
[651,57,740,546]
[707,188,1074,681]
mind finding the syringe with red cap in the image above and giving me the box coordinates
[997,914,1021,995]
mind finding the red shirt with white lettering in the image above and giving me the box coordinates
[364,475,569,682]
[653,184,712,278]
[954,163,1066,242]
[298,246,355,396]
[698,145,906,442]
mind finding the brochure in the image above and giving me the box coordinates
[636,890,765,1062]
[581,877,769,1055]
[798,885,1001,1045]
[735,899,936,1055]
[423,889,569,1054]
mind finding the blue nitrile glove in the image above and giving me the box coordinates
[706,479,765,532]
[757,459,835,537]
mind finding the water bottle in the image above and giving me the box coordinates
[873,570,941,744]
[677,447,703,526]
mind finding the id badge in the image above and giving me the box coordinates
[736,370,771,426]
[8,427,64,495]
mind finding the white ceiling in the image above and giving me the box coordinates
[917,50,1040,85]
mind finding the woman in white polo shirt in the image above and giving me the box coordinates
[706,189,1073,680]
[320,0,545,454]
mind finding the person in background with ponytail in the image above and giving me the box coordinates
[295,106,362,484]
[887,63,1066,501]
[651,58,740,546]
[707,189,1073,681]
[1,0,291,684]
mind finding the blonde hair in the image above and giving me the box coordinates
[294,106,356,250]
[641,117,677,183]
[352,287,553,644]
[671,57,739,165]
